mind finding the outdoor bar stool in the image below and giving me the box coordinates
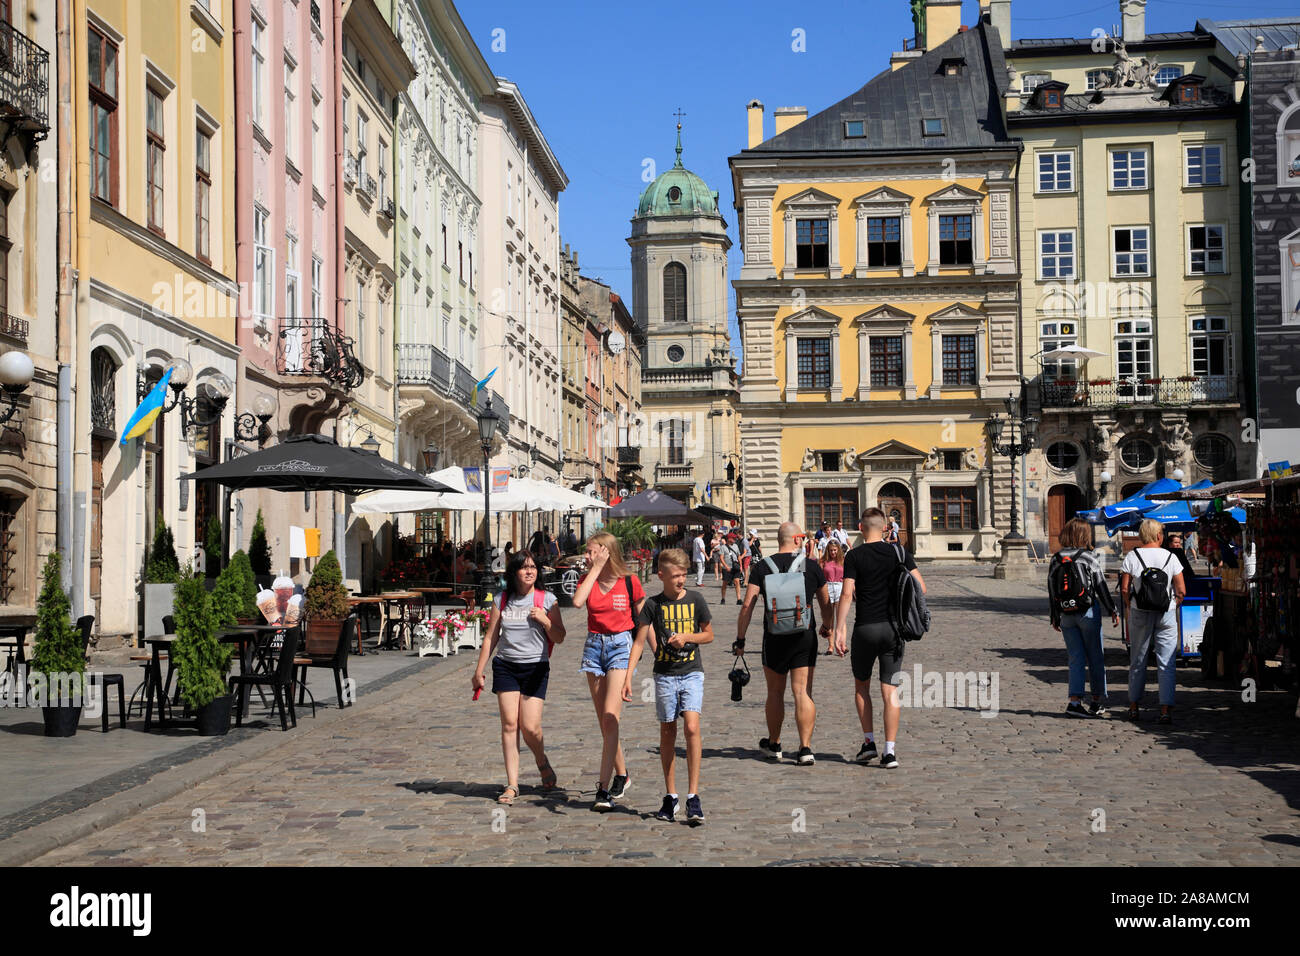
[127,614,174,717]
[79,615,126,732]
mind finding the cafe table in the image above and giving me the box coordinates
[346,596,385,653]
[376,591,421,649]
[410,586,458,619]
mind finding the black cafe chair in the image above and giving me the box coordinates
[232,625,301,731]
[295,613,356,716]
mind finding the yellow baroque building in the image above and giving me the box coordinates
[730,4,1022,560]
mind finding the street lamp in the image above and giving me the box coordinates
[422,441,440,473]
[359,432,380,454]
[477,399,500,581]
[137,358,232,436]
[234,392,276,445]
[0,350,35,424]
[986,393,1038,579]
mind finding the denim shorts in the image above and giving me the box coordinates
[654,671,704,722]
[580,631,632,676]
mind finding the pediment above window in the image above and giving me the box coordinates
[923,183,983,205]
[782,187,840,211]
[784,306,841,333]
[861,439,929,461]
[855,304,916,326]
[853,185,913,207]
[928,303,985,323]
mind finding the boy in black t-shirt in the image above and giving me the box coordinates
[627,548,713,825]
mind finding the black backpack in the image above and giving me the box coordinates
[887,544,930,642]
[1132,550,1171,612]
[1049,550,1093,615]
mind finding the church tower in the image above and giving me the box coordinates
[629,122,741,517]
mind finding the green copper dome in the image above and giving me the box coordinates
[635,126,720,218]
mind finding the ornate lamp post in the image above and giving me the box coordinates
[234,392,276,445]
[138,358,233,436]
[0,350,35,423]
[477,399,500,585]
[985,394,1039,580]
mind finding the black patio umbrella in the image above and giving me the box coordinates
[608,489,710,524]
[695,503,739,522]
[180,434,456,496]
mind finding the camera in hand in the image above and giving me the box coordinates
[728,657,751,701]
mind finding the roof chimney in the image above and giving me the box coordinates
[773,106,808,136]
[923,0,963,50]
[1121,0,1146,44]
[746,99,764,148]
[988,0,1011,49]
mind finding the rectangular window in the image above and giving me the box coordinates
[89,27,118,205]
[1186,144,1223,186]
[1188,225,1225,274]
[667,419,685,465]
[355,277,365,366]
[0,189,9,314]
[356,111,368,179]
[942,450,963,471]
[1021,72,1050,94]
[458,240,464,281]
[378,139,388,204]
[1155,65,1184,87]
[870,336,904,387]
[939,214,973,266]
[941,334,977,386]
[311,256,322,317]
[931,487,978,531]
[251,17,266,128]
[795,218,829,268]
[253,206,273,326]
[283,59,297,164]
[146,87,166,235]
[284,235,299,319]
[866,216,902,267]
[1037,151,1073,192]
[1115,319,1154,381]
[922,118,944,136]
[441,223,447,265]
[796,338,831,390]
[803,487,860,531]
[1111,148,1148,189]
[1191,317,1231,378]
[195,126,211,262]
[1039,320,1078,379]
[1113,227,1150,276]
[845,120,865,137]
[342,90,349,158]
[311,91,322,184]
[1039,231,1075,279]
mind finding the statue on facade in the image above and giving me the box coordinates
[1088,422,1113,462]
[1162,420,1193,468]
[923,447,941,471]
[842,447,859,471]
[800,448,817,472]
[964,449,981,470]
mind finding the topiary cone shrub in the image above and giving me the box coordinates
[172,562,232,711]
[210,553,246,628]
[144,510,180,583]
[249,508,272,579]
[31,551,84,702]
[228,550,258,620]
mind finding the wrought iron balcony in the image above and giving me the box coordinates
[1039,375,1239,410]
[0,308,28,342]
[276,317,364,391]
[0,21,50,140]
[655,462,693,482]
[617,446,640,467]
[397,343,453,393]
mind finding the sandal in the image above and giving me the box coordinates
[537,760,558,792]
[497,785,518,805]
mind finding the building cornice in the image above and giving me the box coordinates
[90,201,239,297]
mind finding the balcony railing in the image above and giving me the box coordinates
[0,21,50,139]
[655,463,693,482]
[1039,376,1239,410]
[398,343,508,437]
[617,446,640,467]
[277,317,364,391]
[0,308,28,342]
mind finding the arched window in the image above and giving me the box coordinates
[91,347,118,437]
[663,262,687,323]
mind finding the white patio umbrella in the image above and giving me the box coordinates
[1039,345,1108,362]
[351,475,608,515]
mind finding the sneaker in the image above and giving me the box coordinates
[592,789,613,812]
[736,599,743,606]
[1127,706,1142,722]
[1065,701,1090,718]
[653,795,678,822]
[720,598,726,605]
[880,751,899,769]
[685,795,704,825]
[609,773,630,800]
[1157,710,1173,725]
[1088,700,1109,719]
[758,737,782,761]
[796,747,815,766]
[854,740,878,763]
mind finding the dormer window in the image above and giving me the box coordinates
[1034,81,1069,109]
[940,56,966,76]
[1044,90,1062,108]
[844,120,865,138]
[667,185,681,202]
[922,118,944,136]
[1178,81,1200,104]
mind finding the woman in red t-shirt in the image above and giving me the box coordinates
[572,530,646,811]
[820,539,846,656]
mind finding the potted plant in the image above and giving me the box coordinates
[303,550,349,655]
[226,550,260,623]
[31,552,85,737]
[248,507,272,588]
[143,510,179,645]
[172,562,234,735]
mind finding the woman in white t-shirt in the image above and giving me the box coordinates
[1119,519,1186,724]
[472,551,567,805]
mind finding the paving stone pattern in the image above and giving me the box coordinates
[27,568,1300,866]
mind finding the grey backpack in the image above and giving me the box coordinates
[762,553,811,635]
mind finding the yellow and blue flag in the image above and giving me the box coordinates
[470,367,497,406]
[120,365,174,445]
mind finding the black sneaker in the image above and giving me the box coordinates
[1088,700,1109,719]
[854,740,878,763]
[796,746,815,766]
[592,789,613,812]
[759,738,782,761]
[880,751,899,769]
[1066,701,1090,718]
[685,795,704,825]
[609,773,630,800]
[720,598,726,605]
[736,599,743,605]
[653,795,678,822]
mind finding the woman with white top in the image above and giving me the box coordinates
[1120,519,1186,724]
[1049,518,1118,717]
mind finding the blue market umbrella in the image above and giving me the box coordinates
[1076,508,1105,525]
[1143,499,1197,528]
[1102,478,1182,533]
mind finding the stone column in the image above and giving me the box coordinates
[828,208,842,278]
[857,326,871,400]
[784,328,798,402]
[830,326,842,401]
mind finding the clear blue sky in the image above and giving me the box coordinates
[458,0,1292,361]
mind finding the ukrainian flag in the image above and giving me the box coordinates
[470,367,497,406]
[119,365,174,445]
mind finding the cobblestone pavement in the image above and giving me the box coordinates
[28,568,1300,866]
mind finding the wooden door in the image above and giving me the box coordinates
[1047,485,1085,553]
[877,482,912,551]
